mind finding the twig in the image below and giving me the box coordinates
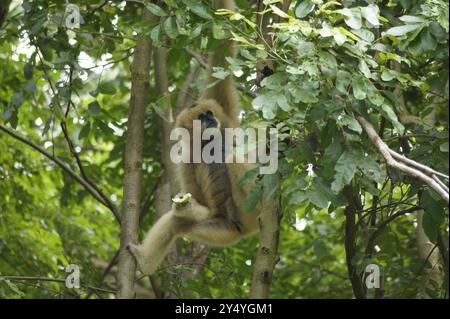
[0,275,116,294]
[175,64,200,114]
[59,121,120,220]
[149,275,162,299]
[184,47,208,69]
[365,207,421,255]
[297,260,348,280]
[85,249,121,299]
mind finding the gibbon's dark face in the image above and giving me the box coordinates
[198,110,218,129]
[175,99,228,132]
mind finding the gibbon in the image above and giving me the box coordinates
[127,0,274,275]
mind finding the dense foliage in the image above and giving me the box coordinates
[0,0,448,298]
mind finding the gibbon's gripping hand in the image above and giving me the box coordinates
[172,192,193,211]
[171,192,210,221]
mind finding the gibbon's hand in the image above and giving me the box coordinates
[172,193,193,211]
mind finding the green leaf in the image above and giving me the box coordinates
[24,63,33,79]
[357,157,383,183]
[339,8,362,30]
[23,81,36,94]
[88,101,101,115]
[270,5,289,19]
[290,87,319,104]
[295,0,315,19]
[422,191,445,226]
[11,91,24,107]
[340,115,362,134]
[186,1,212,19]
[381,69,397,81]
[440,142,449,153]
[351,77,366,100]
[398,15,426,24]
[381,103,404,134]
[245,184,263,213]
[418,29,437,52]
[211,67,229,80]
[384,24,423,37]
[313,239,328,260]
[318,51,337,77]
[308,179,344,209]
[238,167,259,189]
[262,174,279,199]
[422,210,438,243]
[336,70,351,94]
[163,17,178,39]
[361,4,380,27]
[212,22,226,39]
[98,82,117,95]
[78,121,91,139]
[358,59,371,78]
[146,3,167,16]
[275,93,291,111]
[331,151,358,194]
[151,25,162,47]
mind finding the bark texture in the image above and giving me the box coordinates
[116,8,153,299]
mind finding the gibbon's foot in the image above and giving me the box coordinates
[126,243,139,259]
[127,243,153,275]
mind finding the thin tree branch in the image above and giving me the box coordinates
[60,120,120,220]
[0,275,116,294]
[365,207,422,255]
[297,260,348,280]
[85,248,120,298]
[0,124,120,222]
[175,63,200,115]
[389,150,449,180]
[357,116,449,203]
[184,47,208,69]
[432,174,449,193]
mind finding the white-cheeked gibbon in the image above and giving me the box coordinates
[127,0,275,275]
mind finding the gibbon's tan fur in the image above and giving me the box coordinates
[128,0,274,275]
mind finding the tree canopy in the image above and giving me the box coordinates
[0,0,448,299]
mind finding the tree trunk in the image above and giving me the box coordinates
[250,191,281,298]
[116,8,153,299]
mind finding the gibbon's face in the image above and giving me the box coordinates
[198,109,219,129]
[176,99,229,132]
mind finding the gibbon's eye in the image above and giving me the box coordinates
[205,110,214,118]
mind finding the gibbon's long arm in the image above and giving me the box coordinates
[201,0,240,122]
